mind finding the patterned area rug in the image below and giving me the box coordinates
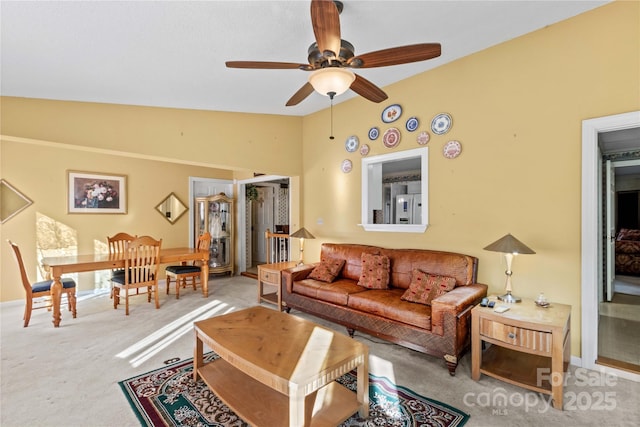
[119,352,469,427]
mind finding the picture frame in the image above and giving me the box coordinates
[67,171,127,214]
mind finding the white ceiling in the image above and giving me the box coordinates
[1,0,611,117]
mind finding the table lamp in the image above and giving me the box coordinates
[290,227,315,265]
[483,233,535,303]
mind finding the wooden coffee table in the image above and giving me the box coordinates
[193,306,369,427]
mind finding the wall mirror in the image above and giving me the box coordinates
[156,192,188,224]
[361,147,428,233]
[1,179,33,224]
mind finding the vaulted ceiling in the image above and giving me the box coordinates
[1,1,610,116]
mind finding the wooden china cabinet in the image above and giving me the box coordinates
[194,193,234,275]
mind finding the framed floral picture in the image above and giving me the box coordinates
[67,171,127,214]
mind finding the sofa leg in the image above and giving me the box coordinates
[346,328,355,338]
[444,354,458,376]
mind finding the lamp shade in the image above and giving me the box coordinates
[290,227,315,239]
[308,68,355,97]
[483,233,535,254]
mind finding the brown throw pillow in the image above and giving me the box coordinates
[308,258,346,283]
[357,253,390,289]
[401,269,456,305]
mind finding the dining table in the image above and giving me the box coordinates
[41,247,210,327]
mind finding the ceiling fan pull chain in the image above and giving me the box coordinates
[329,91,336,140]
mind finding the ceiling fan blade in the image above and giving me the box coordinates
[226,61,309,70]
[349,43,442,68]
[350,74,388,103]
[310,0,341,58]
[286,82,315,106]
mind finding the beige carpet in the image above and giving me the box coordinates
[1,275,639,427]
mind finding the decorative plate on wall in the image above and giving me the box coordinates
[431,113,452,135]
[443,140,462,159]
[345,135,359,152]
[360,144,370,156]
[405,117,419,132]
[341,159,353,173]
[368,127,379,140]
[381,104,402,123]
[382,127,401,148]
[417,131,430,145]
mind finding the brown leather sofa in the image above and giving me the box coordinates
[281,243,488,375]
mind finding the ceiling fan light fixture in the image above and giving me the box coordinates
[308,67,355,97]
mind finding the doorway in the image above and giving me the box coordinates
[237,176,291,276]
[599,159,640,372]
[581,111,640,382]
[252,185,275,265]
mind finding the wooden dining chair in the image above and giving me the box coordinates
[107,232,136,298]
[165,232,211,299]
[111,236,162,315]
[7,240,77,327]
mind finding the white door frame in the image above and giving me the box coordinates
[581,110,640,382]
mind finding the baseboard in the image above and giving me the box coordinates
[571,355,582,367]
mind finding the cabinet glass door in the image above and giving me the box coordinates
[196,200,206,237]
[194,193,234,275]
[209,198,229,268]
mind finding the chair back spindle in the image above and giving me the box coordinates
[107,232,137,298]
[111,235,162,315]
[125,237,161,286]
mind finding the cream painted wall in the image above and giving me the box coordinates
[300,1,639,357]
[1,100,304,303]
[0,138,235,301]
[1,98,303,176]
[0,2,637,357]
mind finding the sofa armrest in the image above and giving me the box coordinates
[282,264,316,293]
[430,284,488,336]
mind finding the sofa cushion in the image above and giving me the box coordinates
[616,240,640,254]
[357,253,390,289]
[347,288,432,330]
[307,258,346,283]
[617,228,640,241]
[320,243,478,289]
[292,278,366,306]
[318,244,382,282]
[401,269,456,306]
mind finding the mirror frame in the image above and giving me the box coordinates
[155,192,188,224]
[360,147,429,233]
[1,179,34,224]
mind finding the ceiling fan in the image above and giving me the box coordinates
[225,0,441,106]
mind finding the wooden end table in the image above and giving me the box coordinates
[471,297,571,410]
[258,261,298,311]
[194,306,369,426]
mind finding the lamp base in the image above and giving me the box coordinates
[498,292,521,303]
